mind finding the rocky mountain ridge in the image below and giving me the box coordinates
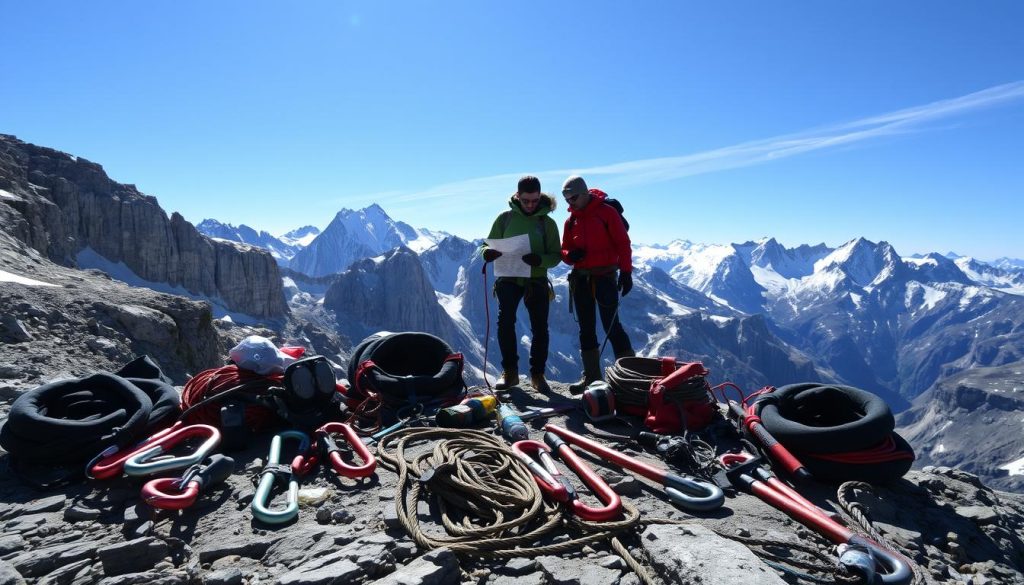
[0,134,287,319]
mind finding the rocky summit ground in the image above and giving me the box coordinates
[2,377,1024,585]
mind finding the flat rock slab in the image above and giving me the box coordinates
[536,555,622,585]
[98,537,169,576]
[365,548,459,585]
[277,533,397,585]
[640,524,787,585]
[8,541,99,578]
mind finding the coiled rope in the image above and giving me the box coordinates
[376,427,658,584]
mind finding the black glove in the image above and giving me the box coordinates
[567,248,586,263]
[522,253,541,267]
[483,249,502,263]
[618,271,633,297]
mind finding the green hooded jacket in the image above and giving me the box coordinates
[480,194,561,280]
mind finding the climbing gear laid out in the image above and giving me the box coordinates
[1,364,180,465]
[719,452,836,521]
[513,436,622,521]
[605,357,718,433]
[88,422,221,480]
[276,356,345,430]
[645,361,717,433]
[719,452,913,585]
[179,365,285,447]
[751,384,915,483]
[141,454,235,510]
[582,381,617,422]
[635,431,721,484]
[544,424,724,512]
[435,394,498,428]
[726,398,811,482]
[296,422,376,479]
[376,426,653,580]
[519,404,577,422]
[252,430,309,525]
[347,331,467,430]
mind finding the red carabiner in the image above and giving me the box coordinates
[297,423,376,478]
[512,440,571,502]
[88,422,184,480]
[142,477,201,510]
[525,434,622,522]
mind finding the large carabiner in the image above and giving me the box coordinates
[512,440,573,503]
[541,433,622,521]
[296,423,377,479]
[88,422,184,480]
[252,430,309,525]
[122,424,222,477]
[141,454,235,510]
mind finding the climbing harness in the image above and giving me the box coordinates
[295,422,376,479]
[141,454,235,510]
[252,430,309,524]
[544,424,724,512]
[718,452,913,585]
[513,435,622,521]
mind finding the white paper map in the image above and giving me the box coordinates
[485,234,532,278]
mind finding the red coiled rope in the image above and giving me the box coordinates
[179,365,280,430]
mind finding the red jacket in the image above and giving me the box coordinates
[561,189,632,274]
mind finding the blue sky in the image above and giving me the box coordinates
[3,2,1023,259]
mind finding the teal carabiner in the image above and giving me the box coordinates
[252,430,309,525]
[122,424,222,477]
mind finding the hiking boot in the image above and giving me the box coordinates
[494,370,520,391]
[530,372,551,394]
[568,348,603,395]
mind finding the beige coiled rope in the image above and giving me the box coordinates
[376,427,659,584]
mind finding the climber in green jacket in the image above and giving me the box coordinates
[480,176,561,393]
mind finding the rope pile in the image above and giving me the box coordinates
[605,357,711,414]
[376,427,658,583]
[179,365,281,430]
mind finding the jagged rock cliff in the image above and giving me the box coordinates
[898,361,1024,493]
[0,134,286,319]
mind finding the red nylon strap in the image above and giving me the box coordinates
[806,435,915,464]
[353,359,379,397]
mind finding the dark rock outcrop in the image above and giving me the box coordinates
[0,134,286,319]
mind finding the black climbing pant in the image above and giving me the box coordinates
[495,278,550,376]
[571,271,633,356]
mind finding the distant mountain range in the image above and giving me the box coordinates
[200,206,1024,412]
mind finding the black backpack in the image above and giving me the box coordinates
[603,198,629,232]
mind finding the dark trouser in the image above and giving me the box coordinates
[571,271,633,355]
[495,278,550,375]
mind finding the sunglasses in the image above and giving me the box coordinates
[564,194,580,203]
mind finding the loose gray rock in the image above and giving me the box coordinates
[500,558,537,576]
[491,573,545,585]
[536,555,620,585]
[7,541,98,578]
[0,535,26,555]
[640,524,787,585]
[39,558,92,585]
[365,548,459,585]
[5,513,47,533]
[0,560,27,585]
[96,570,191,585]
[23,495,67,514]
[956,506,999,526]
[204,568,243,585]
[261,530,326,568]
[1,314,33,342]
[98,537,169,577]
[277,534,396,585]
[64,504,102,522]
[193,531,282,564]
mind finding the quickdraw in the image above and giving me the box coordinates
[295,422,376,479]
[87,422,221,480]
[718,451,912,585]
[512,436,622,521]
[252,430,309,525]
[545,424,724,512]
[141,454,235,510]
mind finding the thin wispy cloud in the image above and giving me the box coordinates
[379,80,1024,210]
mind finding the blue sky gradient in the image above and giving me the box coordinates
[2,2,1023,259]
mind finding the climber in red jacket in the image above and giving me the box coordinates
[560,175,635,394]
